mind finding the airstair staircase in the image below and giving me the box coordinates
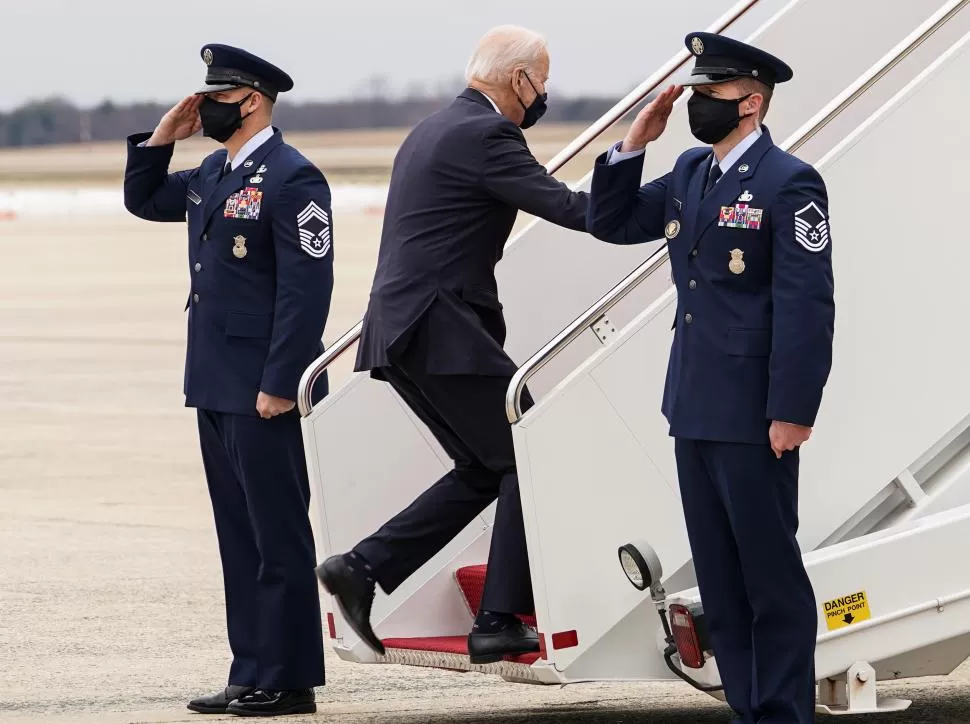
[299,0,970,715]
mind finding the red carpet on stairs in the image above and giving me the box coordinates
[455,565,537,627]
[382,636,541,664]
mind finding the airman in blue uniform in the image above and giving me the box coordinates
[123,44,333,717]
[587,33,834,724]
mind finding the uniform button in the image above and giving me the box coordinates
[685,313,693,324]
[194,262,202,272]
[691,248,698,257]
[202,233,208,241]
[688,279,697,290]
[193,293,200,303]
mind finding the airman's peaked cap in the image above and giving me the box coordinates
[196,44,294,101]
[682,32,793,88]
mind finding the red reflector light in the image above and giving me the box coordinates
[327,612,336,639]
[668,604,704,669]
[551,630,579,650]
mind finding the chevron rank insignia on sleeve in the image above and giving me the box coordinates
[297,201,331,258]
[794,201,830,253]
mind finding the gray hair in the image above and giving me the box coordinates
[464,25,548,85]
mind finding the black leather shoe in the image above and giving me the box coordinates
[226,689,316,717]
[467,621,540,664]
[315,555,385,655]
[187,685,255,714]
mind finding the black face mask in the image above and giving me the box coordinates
[200,93,254,143]
[516,72,548,129]
[687,91,752,145]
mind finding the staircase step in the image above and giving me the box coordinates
[383,635,541,664]
[455,565,537,627]
[379,636,544,681]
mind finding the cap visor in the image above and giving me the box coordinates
[195,82,242,95]
[680,74,739,87]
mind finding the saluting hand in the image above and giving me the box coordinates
[769,421,812,459]
[256,391,296,420]
[621,84,684,153]
[146,95,203,147]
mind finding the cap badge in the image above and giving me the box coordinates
[691,37,705,55]
[203,48,213,66]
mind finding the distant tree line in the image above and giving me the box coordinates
[0,92,622,149]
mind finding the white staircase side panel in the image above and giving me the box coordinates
[513,289,685,677]
[303,373,495,653]
[868,633,970,681]
[302,0,958,654]
[666,504,970,686]
[511,18,970,683]
[811,505,970,680]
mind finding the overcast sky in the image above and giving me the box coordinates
[1,0,788,110]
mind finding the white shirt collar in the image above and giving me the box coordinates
[228,125,275,170]
[477,90,501,114]
[713,125,763,174]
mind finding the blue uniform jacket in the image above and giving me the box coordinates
[123,128,333,416]
[587,128,834,445]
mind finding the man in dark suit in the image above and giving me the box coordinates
[123,45,332,717]
[317,24,588,664]
[586,33,834,724]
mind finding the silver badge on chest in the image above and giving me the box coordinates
[233,235,248,259]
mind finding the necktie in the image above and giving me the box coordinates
[219,162,231,181]
[704,162,722,195]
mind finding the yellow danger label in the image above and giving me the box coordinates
[823,590,871,631]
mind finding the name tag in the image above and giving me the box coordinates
[187,190,202,206]
[224,187,263,220]
[718,203,763,230]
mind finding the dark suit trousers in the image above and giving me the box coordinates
[354,358,535,615]
[197,409,325,689]
[674,439,817,724]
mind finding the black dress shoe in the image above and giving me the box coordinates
[226,688,316,717]
[187,685,255,714]
[315,555,385,655]
[467,621,540,664]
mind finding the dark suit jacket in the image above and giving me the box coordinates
[587,128,835,445]
[355,88,588,376]
[123,128,333,415]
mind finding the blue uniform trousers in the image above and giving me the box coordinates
[674,439,816,724]
[197,408,325,689]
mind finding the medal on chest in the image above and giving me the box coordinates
[718,203,763,230]
[224,187,264,220]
